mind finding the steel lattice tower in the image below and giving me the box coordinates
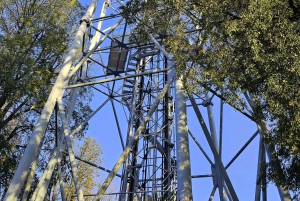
[4,0,293,201]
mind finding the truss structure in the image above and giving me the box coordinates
[4,0,293,201]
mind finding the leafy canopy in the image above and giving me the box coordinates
[121,0,300,197]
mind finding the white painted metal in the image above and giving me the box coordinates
[206,94,228,201]
[57,98,85,201]
[175,75,193,201]
[21,154,38,201]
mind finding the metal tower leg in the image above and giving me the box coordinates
[262,144,267,201]
[255,135,266,201]
[255,135,263,201]
[205,94,228,201]
[58,162,66,201]
[20,144,39,201]
[175,75,193,201]
[30,148,60,201]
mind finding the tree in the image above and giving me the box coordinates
[121,0,300,198]
[0,0,91,198]
[48,137,104,201]
[65,137,103,201]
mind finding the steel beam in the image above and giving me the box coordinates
[62,151,122,177]
[255,135,264,201]
[91,76,174,201]
[175,75,193,201]
[188,129,214,165]
[205,94,227,201]
[65,67,172,89]
[225,130,260,169]
[188,94,239,201]
[57,98,84,201]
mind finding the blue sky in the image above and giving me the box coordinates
[77,0,283,200]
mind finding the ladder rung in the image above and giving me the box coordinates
[122,96,130,99]
[126,68,135,72]
[128,62,137,66]
[125,79,135,84]
[123,84,133,88]
[122,90,132,94]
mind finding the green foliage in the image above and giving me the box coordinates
[121,0,300,198]
[58,137,103,201]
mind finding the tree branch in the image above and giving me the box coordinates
[6,125,33,142]
[288,0,300,20]
[2,98,29,127]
